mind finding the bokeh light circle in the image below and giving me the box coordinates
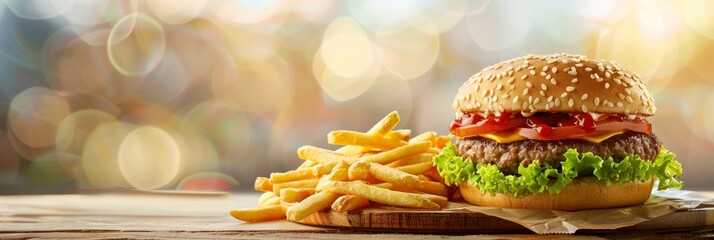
[683,0,714,39]
[374,23,439,80]
[118,126,181,190]
[465,1,532,51]
[55,109,116,156]
[82,121,134,188]
[212,57,294,113]
[2,0,72,20]
[147,0,207,25]
[41,28,112,94]
[8,87,71,149]
[320,17,375,78]
[107,12,166,76]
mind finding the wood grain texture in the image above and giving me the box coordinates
[298,208,713,234]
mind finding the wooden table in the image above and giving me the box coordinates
[1,190,712,239]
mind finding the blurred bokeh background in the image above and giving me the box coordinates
[0,0,712,193]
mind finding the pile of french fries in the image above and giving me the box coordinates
[230,111,452,223]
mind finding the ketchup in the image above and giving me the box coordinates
[557,113,596,132]
[452,112,598,136]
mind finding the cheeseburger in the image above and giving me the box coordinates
[434,53,683,211]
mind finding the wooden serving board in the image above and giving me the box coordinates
[298,203,714,233]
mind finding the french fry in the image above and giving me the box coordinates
[386,153,433,167]
[258,192,276,206]
[230,205,286,222]
[318,181,440,210]
[424,167,445,183]
[313,161,338,176]
[360,141,430,165]
[280,188,316,203]
[286,191,341,221]
[374,181,448,197]
[415,181,448,197]
[409,131,436,144]
[348,161,370,181]
[366,111,400,135]
[335,111,400,155]
[422,194,448,208]
[396,162,434,175]
[427,147,440,154]
[270,168,313,184]
[254,177,272,192]
[368,162,420,187]
[331,195,370,213]
[417,174,430,181]
[385,129,411,141]
[261,196,281,206]
[319,160,349,185]
[272,179,319,195]
[328,130,407,150]
[435,135,453,149]
[298,160,316,169]
[297,146,358,164]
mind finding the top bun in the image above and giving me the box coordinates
[452,53,656,117]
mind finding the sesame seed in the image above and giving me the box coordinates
[571,78,578,83]
[545,74,551,80]
[616,102,623,107]
[598,65,605,72]
[585,67,592,72]
[596,78,604,82]
[482,89,488,97]
[540,71,547,76]
[605,72,611,78]
[614,78,622,85]
[547,96,553,102]
[498,105,505,112]
[521,74,528,80]
[501,94,508,99]
[550,78,557,85]
[534,97,540,104]
[540,90,545,96]
[566,86,576,92]
[522,88,529,95]
[575,63,584,67]
[555,98,561,107]
[561,92,568,98]
[581,105,588,112]
[568,98,574,107]
[552,67,558,73]
[474,84,479,91]
[605,83,610,89]
[607,101,614,107]
[594,73,600,79]
[530,70,536,75]
[528,66,535,70]
[528,96,533,104]
[618,93,625,99]
[581,94,588,100]
[626,96,634,103]
[568,70,577,75]
[542,66,549,71]
[497,83,503,90]
[594,97,600,106]
[507,77,515,84]
[526,82,533,88]
[512,96,519,103]
[541,83,547,90]
[522,102,528,109]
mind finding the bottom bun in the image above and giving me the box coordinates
[459,177,654,211]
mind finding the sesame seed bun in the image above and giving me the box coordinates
[452,53,656,116]
[459,177,654,211]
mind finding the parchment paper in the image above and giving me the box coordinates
[445,189,713,234]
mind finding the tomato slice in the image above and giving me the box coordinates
[596,120,652,134]
[452,118,526,138]
[515,120,652,140]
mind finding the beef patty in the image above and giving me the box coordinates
[454,132,662,175]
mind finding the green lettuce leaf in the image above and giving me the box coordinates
[433,142,683,198]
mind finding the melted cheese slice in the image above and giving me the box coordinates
[478,130,625,143]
